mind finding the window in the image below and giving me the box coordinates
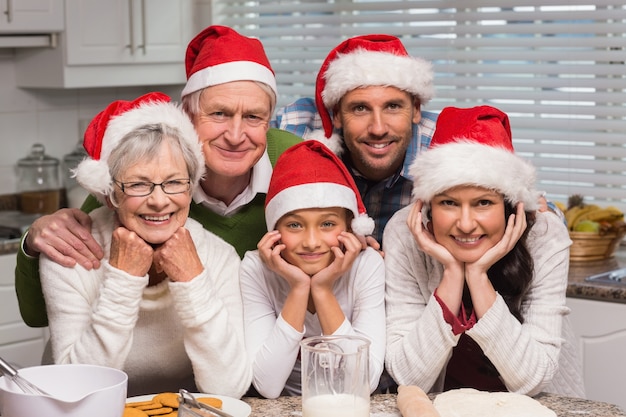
[213,1,626,211]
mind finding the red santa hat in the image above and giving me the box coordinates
[410,105,538,212]
[74,92,203,204]
[265,140,375,236]
[307,34,435,154]
[181,25,277,99]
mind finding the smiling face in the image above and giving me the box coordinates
[192,81,271,181]
[276,207,349,276]
[429,185,507,263]
[333,85,421,181]
[111,141,192,245]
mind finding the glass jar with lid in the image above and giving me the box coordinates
[16,143,62,214]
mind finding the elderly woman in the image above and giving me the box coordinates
[40,92,251,397]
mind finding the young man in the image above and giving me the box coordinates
[15,25,302,328]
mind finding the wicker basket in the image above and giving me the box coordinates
[569,231,625,262]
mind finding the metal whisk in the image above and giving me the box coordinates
[0,355,49,395]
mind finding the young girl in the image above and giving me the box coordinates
[384,105,585,398]
[240,140,385,398]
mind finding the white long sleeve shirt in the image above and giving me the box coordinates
[41,207,252,397]
[240,247,386,398]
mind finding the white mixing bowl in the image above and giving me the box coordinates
[0,363,127,417]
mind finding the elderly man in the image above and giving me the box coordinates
[15,25,301,328]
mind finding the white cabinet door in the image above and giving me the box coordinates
[0,0,64,33]
[0,253,47,368]
[15,0,193,88]
[65,0,192,65]
[566,297,626,411]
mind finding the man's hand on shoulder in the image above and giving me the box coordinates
[25,208,103,269]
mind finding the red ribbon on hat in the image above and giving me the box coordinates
[83,92,170,161]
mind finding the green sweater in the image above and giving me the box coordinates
[15,128,301,327]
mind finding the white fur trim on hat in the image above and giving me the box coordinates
[410,141,539,212]
[181,60,277,98]
[304,129,344,156]
[322,49,434,108]
[74,101,202,204]
[266,182,360,232]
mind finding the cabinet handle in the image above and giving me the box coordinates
[139,0,146,54]
[127,0,135,55]
[5,0,13,23]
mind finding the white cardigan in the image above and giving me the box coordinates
[383,208,585,398]
[41,207,252,397]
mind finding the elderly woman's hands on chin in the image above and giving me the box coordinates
[153,227,204,282]
[108,225,153,277]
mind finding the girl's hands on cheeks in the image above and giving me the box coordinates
[109,226,153,277]
[310,231,360,290]
[153,227,203,282]
[257,230,311,290]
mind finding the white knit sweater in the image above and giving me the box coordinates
[41,207,252,397]
[383,208,585,398]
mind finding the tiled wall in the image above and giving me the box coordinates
[0,0,211,196]
[0,51,185,196]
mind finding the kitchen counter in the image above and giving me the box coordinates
[567,246,626,303]
[242,392,626,416]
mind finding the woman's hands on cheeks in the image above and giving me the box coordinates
[407,200,461,271]
[153,227,203,282]
[465,202,527,277]
[109,225,153,277]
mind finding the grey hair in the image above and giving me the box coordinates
[107,123,202,198]
[181,81,276,119]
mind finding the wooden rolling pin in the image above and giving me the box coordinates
[397,385,441,417]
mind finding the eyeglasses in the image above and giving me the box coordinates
[113,178,191,197]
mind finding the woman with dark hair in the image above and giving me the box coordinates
[384,106,585,398]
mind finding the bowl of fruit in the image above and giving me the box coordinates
[561,195,626,262]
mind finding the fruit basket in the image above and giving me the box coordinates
[569,230,626,262]
[562,195,626,262]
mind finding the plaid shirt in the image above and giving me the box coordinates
[273,97,438,244]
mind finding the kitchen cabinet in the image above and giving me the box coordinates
[0,253,47,369]
[566,297,626,411]
[0,0,63,33]
[14,0,193,88]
